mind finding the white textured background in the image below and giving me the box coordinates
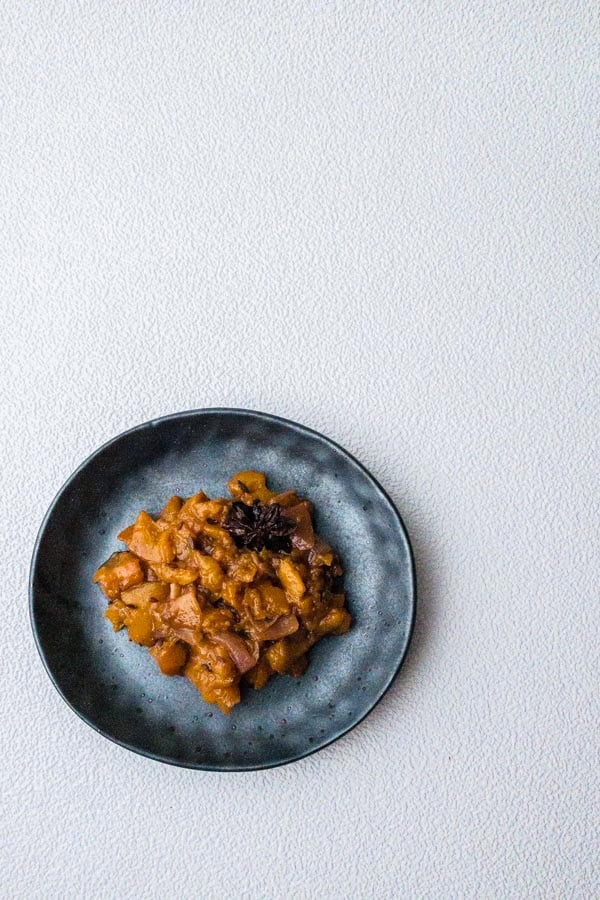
[0,2,598,898]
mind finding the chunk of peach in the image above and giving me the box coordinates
[124,607,154,646]
[210,685,241,714]
[150,640,188,676]
[152,563,198,585]
[220,577,242,609]
[117,524,135,544]
[121,581,169,607]
[104,601,127,631]
[185,643,240,713]
[124,511,175,564]
[200,524,236,565]
[315,608,351,636]
[265,633,311,674]
[189,553,223,593]
[93,551,144,600]
[227,470,273,503]
[227,552,259,583]
[257,582,290,617]
[200,608,236,636]
[178,495,223,530]
[160,495,183,522]
[245,657,273,690]
[276,558,305,601]
[165,586,203,630]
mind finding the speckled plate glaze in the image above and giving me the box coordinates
[30,409,415,770]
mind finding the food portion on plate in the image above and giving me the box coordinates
[93,471,351,714]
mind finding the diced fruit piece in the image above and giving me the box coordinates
[191,553,223,593]
[150,640,188,675]
[200,524,236,564]
[165,586,203,629]
[245,657,273,690]
[227,470,273,503]
[210,685,241,715]
[185,642,240,713]
[257,582,290,617]
[200,608,236,636]
[243,587,266,620]
[172,524,194,559]
[315,608,352,636]
[93,551,144,600]
[121,581,169,607]
[152,563,198,585]
[124,607,154,645]
[160,495,183,522]
[220,577,241,609]
[227,552,259,583]
[117,524,135,544]
[104,601,127,631]
[178,495,222,530]
[265,632,312,674]
[125,511,175,564]
[277,557,305,600]
[268,490,301,507]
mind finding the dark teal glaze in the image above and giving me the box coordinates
[30,409,415,771]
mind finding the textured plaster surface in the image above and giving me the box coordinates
[0,2,598,898]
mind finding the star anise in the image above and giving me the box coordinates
[223,501,295,552]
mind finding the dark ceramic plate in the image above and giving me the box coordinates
[30,409,415,770]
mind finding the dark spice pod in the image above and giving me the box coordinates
[223,501,295,552]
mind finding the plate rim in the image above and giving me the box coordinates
[29,407,417,772]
